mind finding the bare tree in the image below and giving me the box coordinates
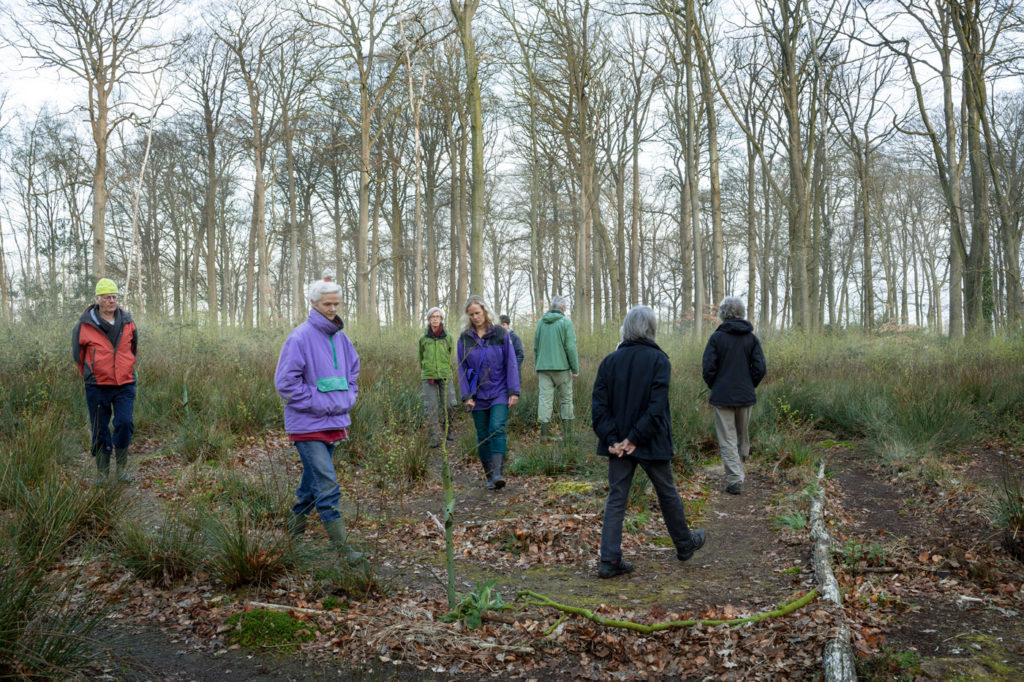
[3,0,177,279]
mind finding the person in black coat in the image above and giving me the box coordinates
[702,296,767,495]
[591,305,705,579]
[499,314,524,380]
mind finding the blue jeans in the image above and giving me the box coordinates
[600,456,693,562]
[471,403,509,466]
[292,440,342,524]
[84,383,136,455]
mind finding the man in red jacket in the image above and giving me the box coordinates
[72,278,138,484]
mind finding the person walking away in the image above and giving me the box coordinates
[592,305,705,578]
[72,278,138,484]
[533,295,579,442]
[275,280,363,563]
[458,295,520,490]
[499,314,524,380]
[702,296,767,495]
[419,306,458,448]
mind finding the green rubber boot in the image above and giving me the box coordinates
[287,513,308,538]
[324,518,365,564]
[95,450,111,485]
[540,422,551,442]
[115,447,131,483]
[561,419,574,443]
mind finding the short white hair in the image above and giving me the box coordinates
[321,268,334,280]
[308,279,342,304]
[425,306,444,321]
[551,295,568,310]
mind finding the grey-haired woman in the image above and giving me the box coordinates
[591,305,705,578]
[419,306,457,447]
[701,296,767,495]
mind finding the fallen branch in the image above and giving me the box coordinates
[247,601,325,616]
[811,459,857,682]
[515,589,818,634]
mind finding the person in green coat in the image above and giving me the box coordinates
[419,307,458,447]
[533,295,580,441]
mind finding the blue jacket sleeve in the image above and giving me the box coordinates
[457,336,471,398]
[275,335,315,412]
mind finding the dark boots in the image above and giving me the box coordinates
[539,422,551,442]
[481,453,506,490]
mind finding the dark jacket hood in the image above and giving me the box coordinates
[718,319,753,335]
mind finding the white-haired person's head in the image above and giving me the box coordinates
[307,279,343,305]
[620,305,657,343]
[717,296,746,322]
[550,295,568,311]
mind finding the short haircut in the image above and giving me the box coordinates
[499,314,511,325]
[307,279,343,304]
[718,296,746,321]
[425,306,444,321]
[463,294,494,332]
[551,295,568,310]
[620,305,657,343]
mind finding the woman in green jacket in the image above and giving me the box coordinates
[419,307,457,447]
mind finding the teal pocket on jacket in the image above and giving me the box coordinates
[317,376,349,392]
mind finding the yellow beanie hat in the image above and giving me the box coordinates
[95,278,118,296]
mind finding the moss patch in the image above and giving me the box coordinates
[224,609,316,652]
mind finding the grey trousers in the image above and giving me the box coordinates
[537,369,574,422]
[600,456,693,562]
[422,379,457,440]
[713,405,751,486]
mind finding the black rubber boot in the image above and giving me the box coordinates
[539,423,551,442]
[492,453,506,490]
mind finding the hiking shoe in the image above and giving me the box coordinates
[725,482,742,495]
[598,559,634,579]
[677,529,706,562]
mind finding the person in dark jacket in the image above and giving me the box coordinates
[702,296,767,495]
[499,314,524,380]
[275,280,363,563]
[592,305,705,579]
[72,278,138,484]
[458,295,520,490]
[419,306,457,448]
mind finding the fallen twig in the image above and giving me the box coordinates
[515,589,818,634]
[247,601,325,615]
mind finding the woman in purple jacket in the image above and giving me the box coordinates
[275,280,363,562]
[458,295,520,489]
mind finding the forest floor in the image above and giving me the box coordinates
[73,419,1024,681]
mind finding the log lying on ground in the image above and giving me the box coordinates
[810,458,858,681]
[516,588,818,634]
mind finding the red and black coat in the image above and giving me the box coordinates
[72,305,138,386]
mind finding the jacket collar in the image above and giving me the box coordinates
[308,308,343,335]
[620,337,664,353]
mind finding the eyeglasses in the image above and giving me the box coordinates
[98,295,118,302]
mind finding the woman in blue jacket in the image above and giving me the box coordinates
[458,295,520,489]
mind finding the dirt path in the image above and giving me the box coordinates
[827,447,1024,679]
[84,426,849,679]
